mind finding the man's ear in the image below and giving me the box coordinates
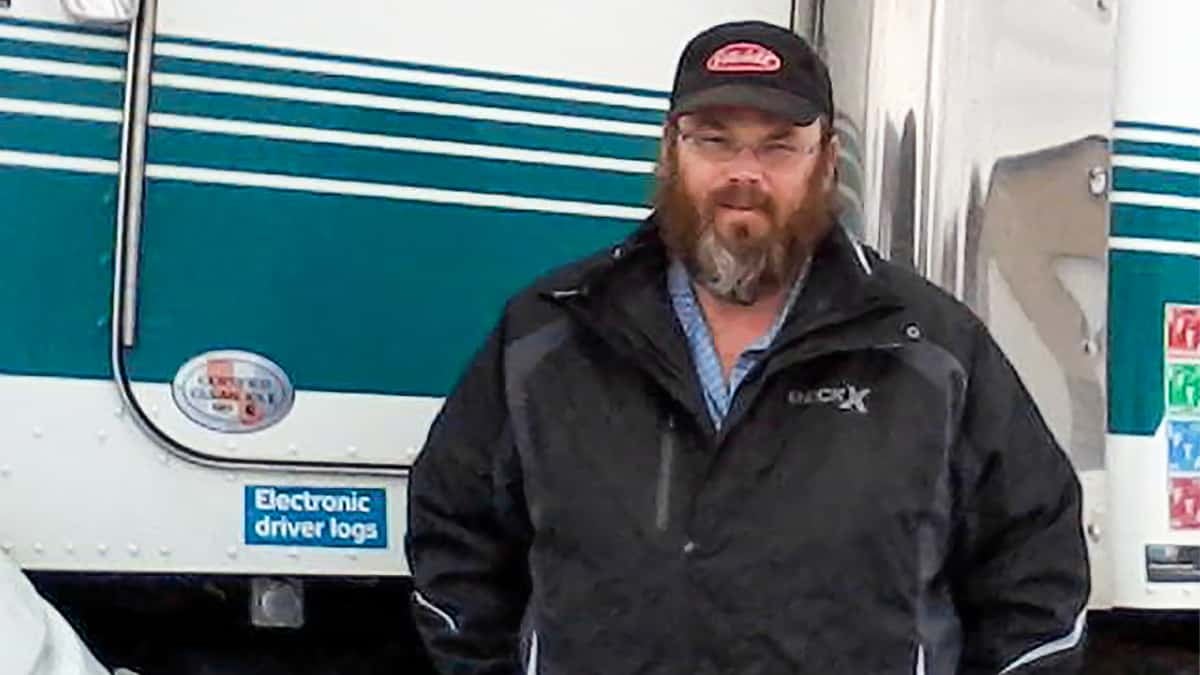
[823,134,842,192]
[655,123,676,181]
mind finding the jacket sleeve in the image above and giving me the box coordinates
[950,323,1091,675]
[405,317,532,675]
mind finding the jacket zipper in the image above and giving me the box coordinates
[655,415,677,532]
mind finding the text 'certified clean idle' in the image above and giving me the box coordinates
[172,350,295,433]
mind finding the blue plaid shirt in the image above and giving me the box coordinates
[667,259,807,429]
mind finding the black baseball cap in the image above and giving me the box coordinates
[668,21,834,126]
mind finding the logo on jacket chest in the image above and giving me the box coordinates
[786,384,871,414]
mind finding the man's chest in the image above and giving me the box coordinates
[517,350,957,554]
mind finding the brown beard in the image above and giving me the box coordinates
[654,142,837,305]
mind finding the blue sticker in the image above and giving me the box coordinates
[1168,421,1200,473]
[245,485,388,549]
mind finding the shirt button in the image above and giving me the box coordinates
[683,541,697,555]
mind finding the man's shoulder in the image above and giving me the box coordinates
[529,244,624,298]
[868,251,971,315]
[862,246,989,360]
[497,241,626,336]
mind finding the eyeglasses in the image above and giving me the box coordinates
[677,131,823,169]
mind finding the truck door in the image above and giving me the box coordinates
[113,0,794,471]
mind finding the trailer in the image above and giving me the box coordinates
[0,0,1195,671]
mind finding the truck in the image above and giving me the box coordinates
[0,0,1195,671]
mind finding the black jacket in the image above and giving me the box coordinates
[405,219,1090,675]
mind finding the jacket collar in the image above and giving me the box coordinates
[769,216,905,350]
[542,212,904,326]
[540,213,907,426]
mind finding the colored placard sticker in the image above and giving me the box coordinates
[1167,305,1200,359]
[1164,305,1200,529]
[1170,477,1200,530]
[245,485,387,549]
[1166,362,1200,417]
[1168,421,1200,473]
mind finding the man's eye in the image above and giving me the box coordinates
[697,136,729,147]
[763,142,798,154]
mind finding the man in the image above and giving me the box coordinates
[406,20,1090,675]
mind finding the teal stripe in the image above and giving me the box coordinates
[0,70,124,108]
[150,87,658,161]
[146,127,653,207]
[0,112,119,159]
[154,56,665,126]
[0,165,116,379]
[155,33,667,99]
[126,181,636,395]
[0,35,124,67]
[1116,120,1200,137]
[1111,204,1200,242]
[1109,250,1200,435]
[0,14,125,37]
[1114,139,1200,162]
[1113,167,1200,199]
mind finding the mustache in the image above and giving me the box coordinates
[707,182,774,212]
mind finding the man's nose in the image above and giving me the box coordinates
[724,147,766,183]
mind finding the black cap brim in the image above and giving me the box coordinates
[670,84,824,126]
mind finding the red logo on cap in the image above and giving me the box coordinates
[706,42,782,73]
